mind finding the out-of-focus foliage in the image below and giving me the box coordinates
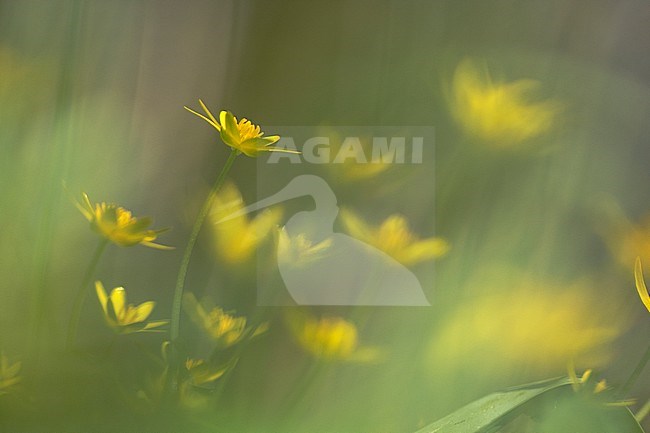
[1,1,650,432]
[0,354,21,395]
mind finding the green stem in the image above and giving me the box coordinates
[66,238,109,349]
[278,359,326,431]
[169,149,238,344]
[619,342,650,398]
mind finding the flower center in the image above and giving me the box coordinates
[237,118,262,142]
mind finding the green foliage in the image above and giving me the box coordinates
[416,377,645,433]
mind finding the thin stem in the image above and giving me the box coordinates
[619,342,650,398]
[278,359,326,431]
[636,399,650,423]
[66,238,109,349]
[169,149,238,344]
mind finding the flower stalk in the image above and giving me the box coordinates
[169,148,238,345]
[619,342,650,398]
[66,238,109,349]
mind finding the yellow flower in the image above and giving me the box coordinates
[209,182,282,264]
[95,281,167,334]
[277,228,333,266]
[323,130,391,182]
[185,99,298,157]
[183,293,267,348]
[177,358,235,409]
[634,257,650,313]
[449,58,561,146]
[0,353,21,395]
[340,209,449,266]
[184,359,229,387]
[428,282,621,375]
[286,311,380,362]
[599,203,650,269]
[76,193,171,249]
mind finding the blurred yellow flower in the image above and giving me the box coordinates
[599,203,650,269]
[286,311,380,362]
[183,293,267,348]
[429,283,621,375]
[95,281,167,334]
[277,228,333,266]
[184,358,228,387]
[337,160,390,182]
[76,193,171,249]
[185,99,297,157]
[209,182,282,264]
[177,358,235,409]
[634,257,650,313]
[449,58,561,146]
[323,130,391,182]
[340,209,449,266]
[0,353,21,395]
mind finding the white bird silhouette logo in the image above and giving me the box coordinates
[217,175,430,306]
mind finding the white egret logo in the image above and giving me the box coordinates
[218,175,430,306]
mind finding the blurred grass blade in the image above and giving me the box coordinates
[415,376,646,433]
[414,377,571,433]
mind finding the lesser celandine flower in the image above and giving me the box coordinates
[184,99,297,157]
[340,209,449,266]
[449,58,561,146]
[277,228,333,266]
[286,311,380,362]
[0,353,21,395]
[634,257,650,313]
[599,203,650,269]
[179,359,234,409]
[209,182,283,264]
[76,193,171,249]
[95,281,167,334]
[183,293,267,348]
[184,359,229,387]
[428,282,621,375]
[322,130,391,182]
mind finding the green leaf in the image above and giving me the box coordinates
[414,377,571,433]
[414,377,646,433]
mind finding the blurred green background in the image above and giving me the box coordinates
[1,1,650,432]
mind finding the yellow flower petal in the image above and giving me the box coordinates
[95,281,109,315]
[450,58,561,146]
[77,193,170,249]
[287,311,379,362]
[339,209,373,240]
[75,192,94,221]
[634,257,650,312]
[400,238,450,265]
[109,287,127,320]
[186,101,293,158]
[199,99,220,130]
[143,320,168,330]
[210,182,282,263]
[133,301,155,323]
[340,209,449,266]
[183,293,258,347]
